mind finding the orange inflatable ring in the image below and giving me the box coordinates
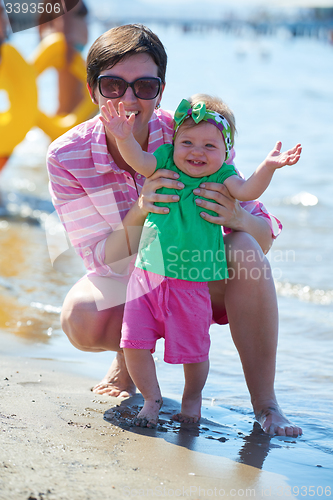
[0,44,38,160]
[31,33,96,141]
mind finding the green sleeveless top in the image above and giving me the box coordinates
[135,144,238,282]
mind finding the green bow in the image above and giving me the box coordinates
[173,97,233,159]
[174,99,207,131]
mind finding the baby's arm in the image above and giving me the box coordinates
[224,141,302,201]
[100,100,157,177]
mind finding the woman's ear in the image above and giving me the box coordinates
[156,82,165,108]
[87,83,98,105]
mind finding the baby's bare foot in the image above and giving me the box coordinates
[255,403,302,437]
[92,353,136,398]
[172,394,202,424]
[133,398,163,428]
[172,413,200,424]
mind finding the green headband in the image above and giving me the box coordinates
[174,99,233,159]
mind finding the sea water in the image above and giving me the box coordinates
[0,20,332,487]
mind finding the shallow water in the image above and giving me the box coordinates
[0,21,332,487]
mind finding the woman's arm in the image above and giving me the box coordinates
[48,137,184,276]
[104,168,184,271]
[235,205,274,253]
[193,183,274,254]
[100,101,157,177]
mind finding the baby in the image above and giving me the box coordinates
[100,94,301,427]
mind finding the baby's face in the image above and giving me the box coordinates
[173,121,227,178]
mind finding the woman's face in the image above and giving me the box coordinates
[90,53,164,145]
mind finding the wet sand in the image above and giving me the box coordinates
[1,353,331,500]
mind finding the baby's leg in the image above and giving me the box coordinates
[123,348,163,428]
[172,360,209,424]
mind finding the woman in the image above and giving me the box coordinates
[47,24,302,437]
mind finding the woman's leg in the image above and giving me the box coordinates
[123,348,163,428]
[209,231,302,437]
[172,360,209,424]
[60,274,136,397]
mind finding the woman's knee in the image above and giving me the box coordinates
[61,291,92,332]
[60,289,123,350]
[60,275,126,348]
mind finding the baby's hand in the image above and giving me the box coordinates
[100,101,135,141]
[264,141,302,170]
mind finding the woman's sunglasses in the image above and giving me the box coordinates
[97,76,162,100]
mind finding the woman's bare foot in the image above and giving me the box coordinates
[133,398,163,428]
[92,352,136,397]
[255,401,302,437]
[171,394,202,424]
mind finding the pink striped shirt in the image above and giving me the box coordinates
[47,109,281,278]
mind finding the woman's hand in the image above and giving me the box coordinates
[193,182,244,230]
[104,169,183,268]
[100,101,135,141]
[193,182,274,253]
[137,168,184,219]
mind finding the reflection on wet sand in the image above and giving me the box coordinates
[103,394,276,470]
[237,422,275,469]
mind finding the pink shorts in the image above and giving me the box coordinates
[120,268,212,364]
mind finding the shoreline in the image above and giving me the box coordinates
[0,353,306,500]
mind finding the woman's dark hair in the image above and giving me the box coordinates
[87,24,167,95]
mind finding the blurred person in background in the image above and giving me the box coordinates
[38,0,89,114]
[0,0,9,62]
[0,0,10,172]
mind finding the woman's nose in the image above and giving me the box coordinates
[121,86,137,102]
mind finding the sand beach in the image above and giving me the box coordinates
[0,352,317,500]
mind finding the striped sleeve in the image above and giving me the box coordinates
[47,149,123,277]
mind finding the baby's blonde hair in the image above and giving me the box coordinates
[186,93,236,144]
